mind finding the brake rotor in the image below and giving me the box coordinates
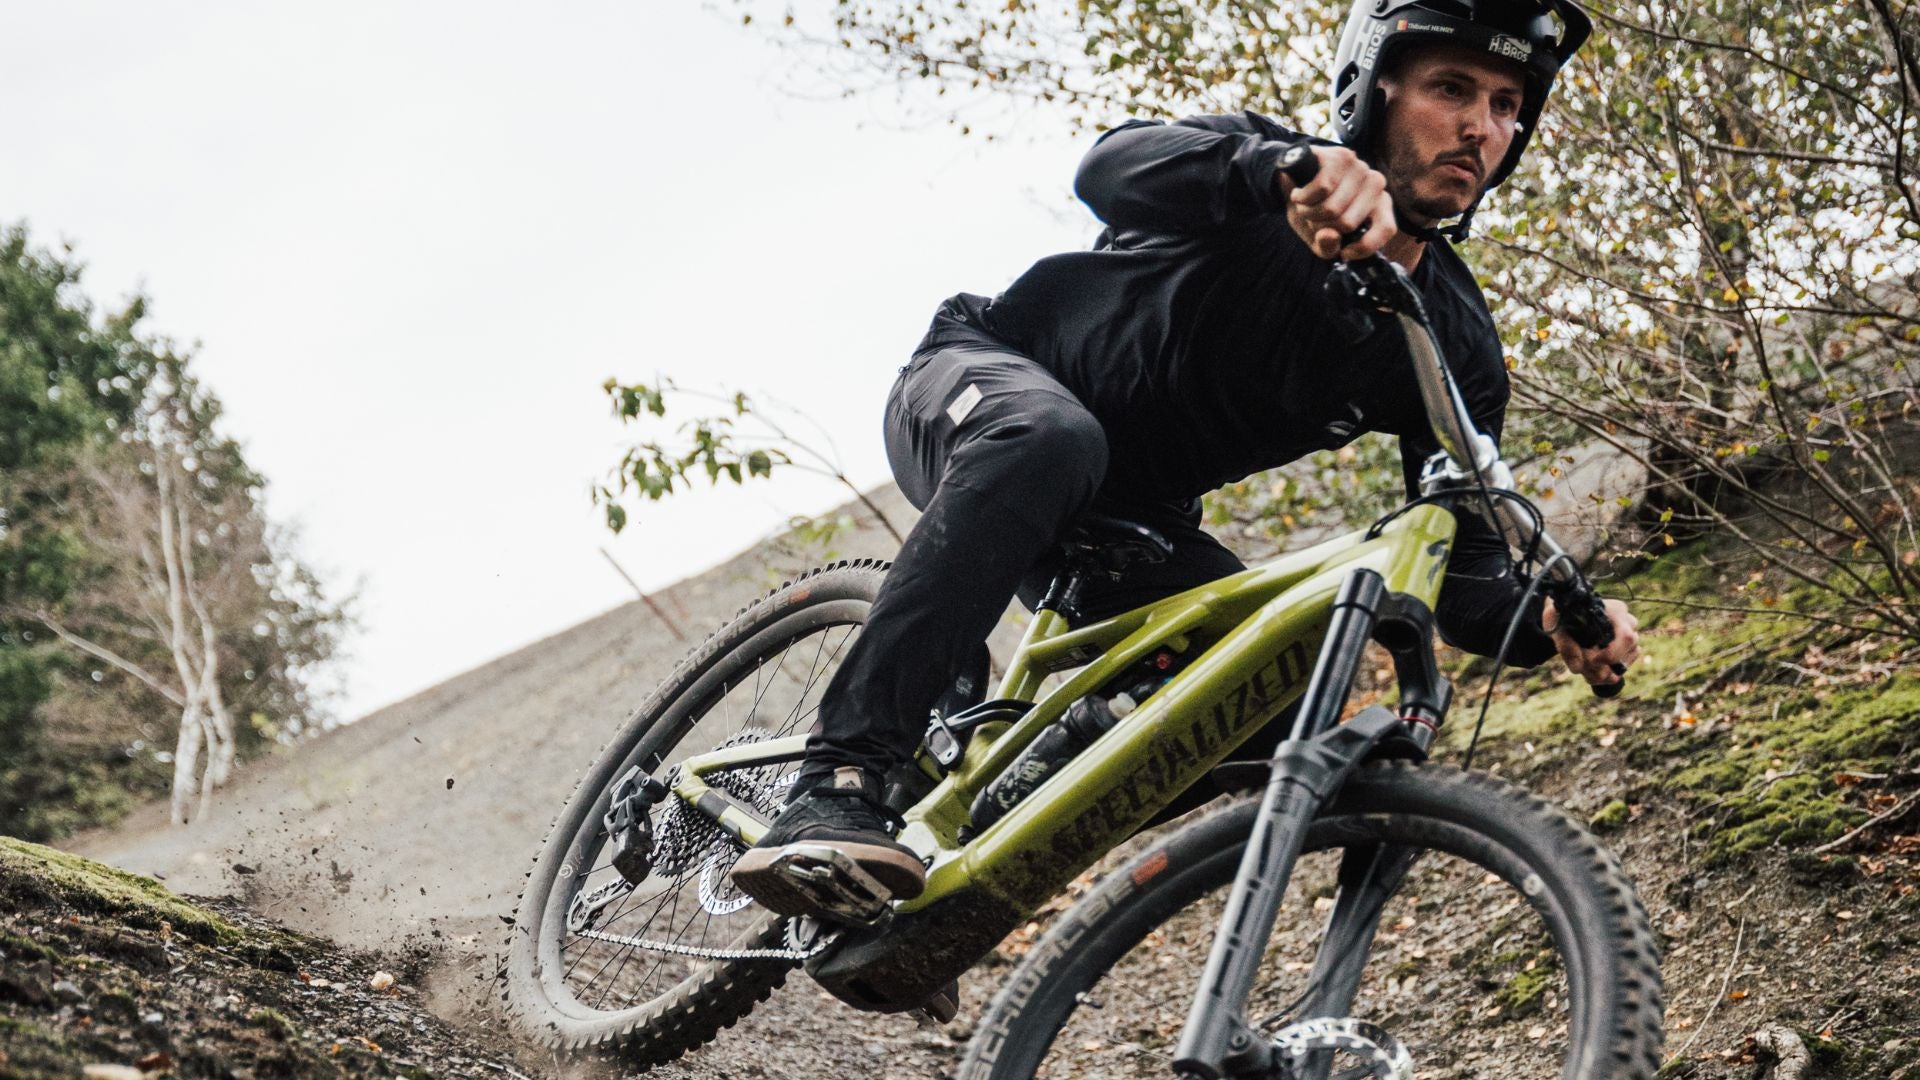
[1270,1017,1413,1079]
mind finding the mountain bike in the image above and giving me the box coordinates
[499,149,1665,1078]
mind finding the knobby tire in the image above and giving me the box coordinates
[958,761,1664,1080]
[499,560,888,1069]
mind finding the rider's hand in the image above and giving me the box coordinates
[1541,596,1641,690]
[1275,146,1397,261]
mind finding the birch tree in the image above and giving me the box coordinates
[3,229,347,838]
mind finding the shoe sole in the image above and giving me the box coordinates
[731,842,927,924]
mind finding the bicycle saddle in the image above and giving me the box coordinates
[1060,511,1175,578]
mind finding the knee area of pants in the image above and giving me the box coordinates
[991,404,1107,472]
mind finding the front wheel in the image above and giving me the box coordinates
[960,762,1664,1080]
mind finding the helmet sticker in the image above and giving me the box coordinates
[1396,19,1456,34]
[1488,34,1534,62]
[1359,22,1389,68]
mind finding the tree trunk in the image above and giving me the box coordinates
[170,699,205,826]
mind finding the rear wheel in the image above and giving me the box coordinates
[959,762,1664,1080]
[499,560,886,1068]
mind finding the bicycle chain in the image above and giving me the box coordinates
[573,924,831,963]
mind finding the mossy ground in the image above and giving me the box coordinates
[1436,535,1920,865]
[0,836,247,947]
[1413,528,1920,1077]
[0,838,531,1079]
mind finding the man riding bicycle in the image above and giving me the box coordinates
[733,0,1640,919]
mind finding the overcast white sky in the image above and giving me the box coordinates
[7,2,1096,720]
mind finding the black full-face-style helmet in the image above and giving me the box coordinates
[1330,0,1592,236]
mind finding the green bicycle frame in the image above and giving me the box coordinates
[670,503,1456,920]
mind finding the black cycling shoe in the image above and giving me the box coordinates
[730,767,927,924]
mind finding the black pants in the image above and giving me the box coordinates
[802,343,1246,781]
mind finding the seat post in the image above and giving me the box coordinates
[1036,560,1091,622]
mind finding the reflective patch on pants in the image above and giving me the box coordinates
[946,383,983,426]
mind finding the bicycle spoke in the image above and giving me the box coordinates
[550,613,864,1017]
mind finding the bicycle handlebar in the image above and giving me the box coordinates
[1277,145,1625,699]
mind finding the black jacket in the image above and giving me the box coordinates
[917,110,1554,664]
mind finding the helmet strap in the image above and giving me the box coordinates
[1388,195,1448,246]
[1398,194,1482,246]
[1437,197,1479,243]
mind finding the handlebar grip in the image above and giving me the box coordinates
[1277,143,1319,187]
[1553,582,1627,699]
[1593,665,1626,699]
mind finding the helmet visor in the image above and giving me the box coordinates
[1374,0,1578,56]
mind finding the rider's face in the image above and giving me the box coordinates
[1377,45,1525,226]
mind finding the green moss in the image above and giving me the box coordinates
[1447,508,1920,865]
[1795,1032,1843,1065]
[0,1013,84,1079]
[1493,948,1560,1017]
[247,1006,300,1041]
[1589,799,1630,833]
[1388,955,1426,980]
[1669,676,1920,862]
[0,835,241,946]
[0,930,67,966]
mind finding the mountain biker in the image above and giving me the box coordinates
[732,0,1638,917]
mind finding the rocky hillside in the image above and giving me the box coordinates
[37,483,1920,1079]
[0,837,535,1079]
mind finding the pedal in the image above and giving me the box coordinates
[731,844,894,926]
[916,978,960,1025]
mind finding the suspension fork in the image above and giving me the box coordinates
[1172,567,1399,1079]
[1290,591,1446,1080]
[1292,843,1421,1080]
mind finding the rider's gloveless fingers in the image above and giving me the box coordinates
[1603,599,1641,667]
[1321,165,1375,235]
[1302,173,1368,257]
[1342,178,1397,259]
[1287,146,1356,207]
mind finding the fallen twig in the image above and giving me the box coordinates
[1665,916,1745,1068]
[1811,788,1920,854]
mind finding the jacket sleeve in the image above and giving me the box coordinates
[1073,113,1311,235]
[1397,385,1560,667]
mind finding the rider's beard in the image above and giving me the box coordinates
[1378,126,1483,228]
